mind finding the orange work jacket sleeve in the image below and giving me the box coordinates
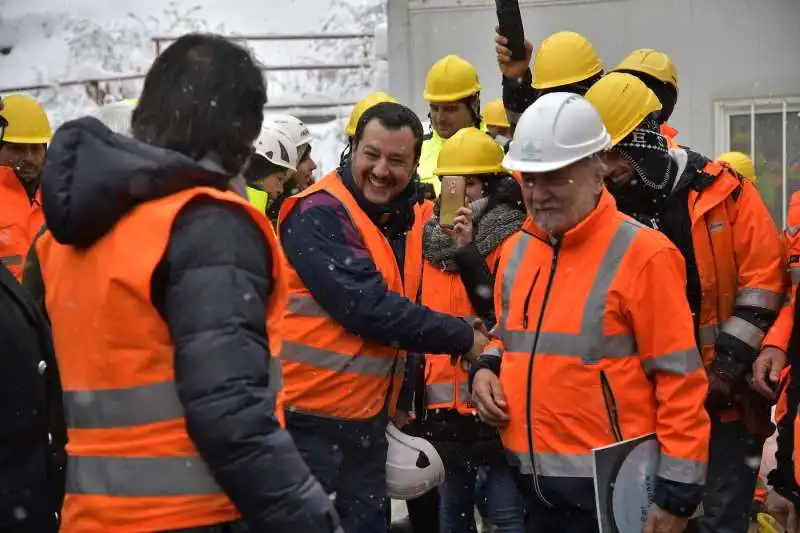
[627,246,711,486]
[716,179,785,376]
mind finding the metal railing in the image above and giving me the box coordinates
[0,32,375,113]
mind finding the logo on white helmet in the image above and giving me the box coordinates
[520,139,544,161]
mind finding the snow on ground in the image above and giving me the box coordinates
[1,0,386,176]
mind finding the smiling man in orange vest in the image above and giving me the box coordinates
[279,101,489,533]
[27,34,341,533]
[471,92,710,533]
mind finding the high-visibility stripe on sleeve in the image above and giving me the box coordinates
[720,316,765,350]
[735,288,782,312]
[658,454,706,485]
[641,347,703,376]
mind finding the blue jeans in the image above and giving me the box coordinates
[287,413,389,533]
[695,416,760,533]
[438,452,526,533]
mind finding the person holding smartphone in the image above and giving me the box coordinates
[494,29,604,134]
[407,126,527,533]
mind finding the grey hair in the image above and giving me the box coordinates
[93,100,136,135]
[589,153,609,176]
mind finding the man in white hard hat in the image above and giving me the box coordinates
[469,92,710,533]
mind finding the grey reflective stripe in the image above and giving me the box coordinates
[507,450,593,478]
[483,346,503,358]
[0,255,22,267]
[426,383,454,405]
[425,381,471,406]
[641,348,703,376]
[792,267,800,286]
[288,295,329,318]
[658,454,706,484]
[66,455,224,496]
[698,324,719,346]
[498,221,641,363]
[720,316,765,350]
[787,225,800,237]
[64,356,284,429]
[502,330,635,359]
[282,341,402,377]
[64,381,184,429]
[736,288,782,312]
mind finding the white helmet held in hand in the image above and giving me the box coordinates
[386,423,445,499]
[254,126,297,171]
[264,113,313,148]
[503,92,611,174]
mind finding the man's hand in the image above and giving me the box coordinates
[495,25,533,80]
[642,503,688,533]
[752,346,787,399]
[454,319,489,368]
[705,369,735,413]
[473,368,509,427]
[766,490,800,532]
[392,410,414,429]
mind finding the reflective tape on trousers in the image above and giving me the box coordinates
[64,357,284,429]
[425,380,471,406]
[720,316,765,350]
[282,341,403,378]
[498,220,641,363]
[66,455,224,497]
[735,288,782,312]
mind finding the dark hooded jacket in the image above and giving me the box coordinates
[24,117,340,533]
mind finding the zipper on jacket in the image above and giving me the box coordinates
[599,370,624,442]
[521,269,540,329]
[525,240,560,508]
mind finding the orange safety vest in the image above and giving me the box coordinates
[38,186,287,532]
[764,191,800,352]
[686,156,784,369]
[661,123,679,149]
[0,166,44,281]
[422,247,502,415]
[404,200,434,300]
[490,190,709,488]
[278,171,407,420]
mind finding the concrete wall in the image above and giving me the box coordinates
[388,0,800,156]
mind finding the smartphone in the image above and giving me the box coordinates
[439,176,466,228]
[496,0,526,62]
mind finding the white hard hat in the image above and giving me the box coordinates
[503,92,611,174]
[385,423,445,500]
[264,113,313,148]
[254,126,298,171]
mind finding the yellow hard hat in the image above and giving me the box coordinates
[717,151,756,184]
[584,72,662,146]
[423,55,481,103]
[532,31,604,90]
[345,92,399,137]
[0,94,52,144]
[612,49,679,94]
[483,98,510,128]
[435,127,508,176]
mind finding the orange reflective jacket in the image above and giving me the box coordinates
[38,187,286,532]
[764,192,800,352]
[686,156,784,367]
[0,166,43,281]
[661,123,679,149]
[404,200,434,300]
[278,171,406,420]
[487,190,709,493]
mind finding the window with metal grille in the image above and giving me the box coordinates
[715,97,800,228]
